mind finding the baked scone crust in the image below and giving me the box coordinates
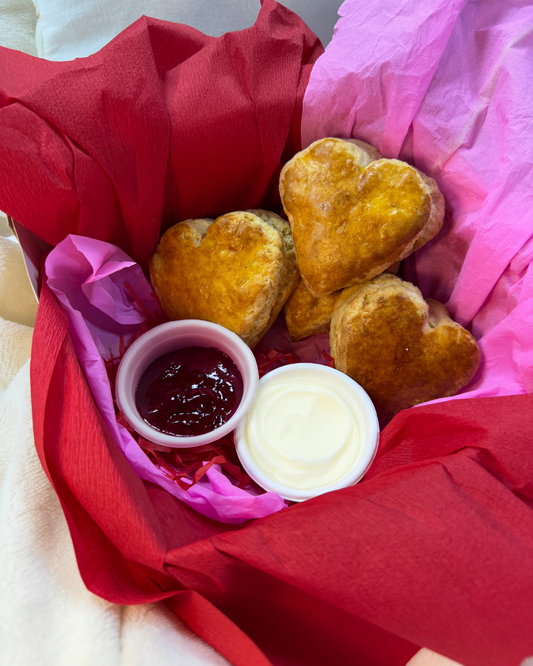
[150,210,299,348]
[283,277,341,342]
[330,274,480,419]
[279,138,444,296]
[404,170,445,255]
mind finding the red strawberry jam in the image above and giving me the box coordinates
[135,346,243,436]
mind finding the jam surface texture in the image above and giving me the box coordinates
[136,346,243,436]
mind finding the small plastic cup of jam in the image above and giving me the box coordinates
[115,320,259,448]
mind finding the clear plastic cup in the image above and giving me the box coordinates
[115,320,259,448]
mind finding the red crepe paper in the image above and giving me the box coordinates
[32,283,533,666]
[136,430,252,492]
[0,1,321,270]
[255,348,301,377]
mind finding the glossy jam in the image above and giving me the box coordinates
[135,346,243,437]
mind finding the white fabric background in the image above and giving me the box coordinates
[0,0,37,55]
[32,0,342,60]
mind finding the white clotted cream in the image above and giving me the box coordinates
[235,364,379,502]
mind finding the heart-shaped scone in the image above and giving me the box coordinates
[149,210,298,348]
[283,276,342,342]
[330,274,480,420]
[280,138,444,296]
[283,263,401,342]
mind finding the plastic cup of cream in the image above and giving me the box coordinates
[235,363,379,501]
[115,320,259,448]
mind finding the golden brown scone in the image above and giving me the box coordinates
[150,210,299,348]
[330,274,480,420]
[279,138,444,296]
[283,277,341,342]
[284,263,400,342]
[403,171,445,256]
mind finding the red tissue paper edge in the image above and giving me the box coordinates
[33,281,533,666]
[0,0,320,269]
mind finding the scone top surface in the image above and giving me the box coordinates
[331,274,481,420]
[150,210,298,348]
[279,138,433,295]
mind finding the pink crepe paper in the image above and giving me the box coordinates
[302,0,533,402]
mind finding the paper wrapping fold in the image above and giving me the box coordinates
[302,0,533,407]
